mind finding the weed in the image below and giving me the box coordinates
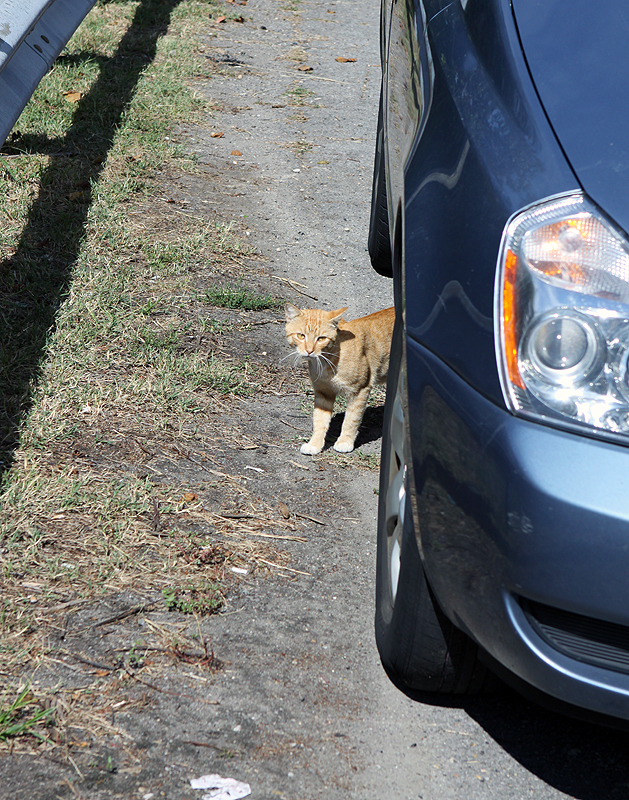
[284,85,316,106]
[203,284,283,310]
[0,683,53,742]
[290,138,314,156]
[127,640,147,669]
[162,582,224,615]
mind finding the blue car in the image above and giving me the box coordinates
[371,0,629,721]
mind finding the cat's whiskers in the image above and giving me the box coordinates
[308,354,324,380]
[317,352,337,374]
[280,351,310,371]
[280,352,301,366]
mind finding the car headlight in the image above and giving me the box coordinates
[495,192,629,439]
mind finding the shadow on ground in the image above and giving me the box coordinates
[392,669,629,799]
[0,0,183,473]
[324,404,385,451]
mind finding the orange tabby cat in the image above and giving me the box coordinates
[285,303,395,454]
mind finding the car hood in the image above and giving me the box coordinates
[512,0,629,234]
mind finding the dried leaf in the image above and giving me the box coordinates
[216,15,226,22]
[210,131,225,138]
[279,501,290,519]
[183,492,197,502]
[234,16,245,22]
[63,91,82,103]
[297,64,313,72]
[231,150,242,156]
[335,56,357,63]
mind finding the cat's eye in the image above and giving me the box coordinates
[296,333,305,339]
[317,336,328,342]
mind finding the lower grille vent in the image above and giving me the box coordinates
[523,599,629,675]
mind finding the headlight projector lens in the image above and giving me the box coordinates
[524,313,601,385]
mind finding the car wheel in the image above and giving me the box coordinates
[375,320,486,694]
[368,88,393,278]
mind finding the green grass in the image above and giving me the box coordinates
[0,0,272,646]
[290,138,314,155]
[284,85,316,106]
[0,0,215,464]
[162,581,224,614]
[203,283,284,310]
[0,683,53,742]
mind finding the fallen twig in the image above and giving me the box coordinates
[218,524,308,542]
[58,650,116,672]
[256,558,311,576]
[88,601,158,630]
[271,275,318,300]
[292,512,325,525]
[280,420,305,432]
[182,740,244,756]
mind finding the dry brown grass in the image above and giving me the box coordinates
[0,0,300,751]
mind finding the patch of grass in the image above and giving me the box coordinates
[0,683,53,742]
[351,451,380,470]
[0,0,321,756]
[315,450,380,471]
[289,138,314,156]
[162,582,224,614]
[284,84,316,106]
[203,284,283,310]
[0,0,276,649]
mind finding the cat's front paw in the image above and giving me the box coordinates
[301,441,322,455]
[333,439,354,453]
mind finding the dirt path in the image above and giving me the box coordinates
[5,1,629,798]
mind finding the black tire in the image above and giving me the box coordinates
[375,319,486,694]
[368,89,393,278]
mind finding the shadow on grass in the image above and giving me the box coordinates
[0,0,183,473]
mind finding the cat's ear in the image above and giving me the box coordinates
[328,307,349,326]
[285,303,302,321]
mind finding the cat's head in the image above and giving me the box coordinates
[285,303,348,358]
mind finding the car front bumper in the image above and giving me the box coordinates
[406,334,629,720]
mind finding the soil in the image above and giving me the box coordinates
[5,0,629,799]
[1,0,396,797]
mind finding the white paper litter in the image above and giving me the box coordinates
[190,774,251,800]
